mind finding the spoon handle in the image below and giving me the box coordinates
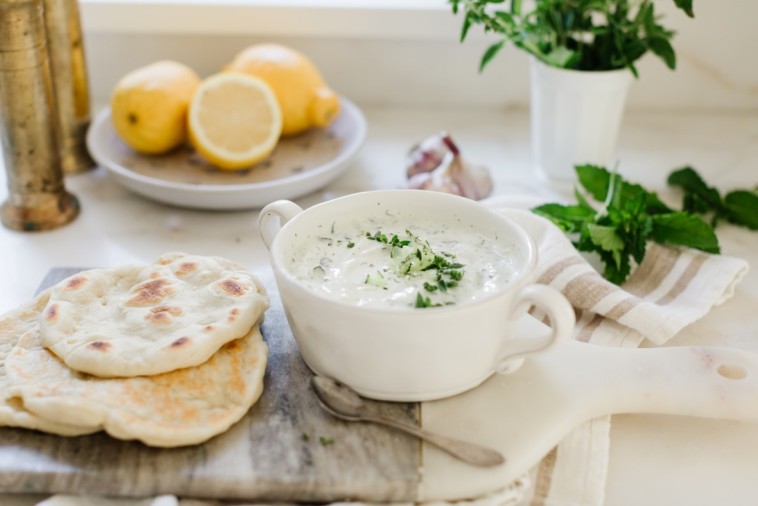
[363,414,505,468]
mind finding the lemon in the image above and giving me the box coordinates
[111,60,200,155]
[225,44,340,136]
[188,72,282,170]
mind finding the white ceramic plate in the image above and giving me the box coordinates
[86,97,367,210]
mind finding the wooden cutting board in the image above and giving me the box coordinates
[0,269,421,502]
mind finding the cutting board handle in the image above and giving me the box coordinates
[554,340,758,422]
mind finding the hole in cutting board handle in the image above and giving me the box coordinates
[717,363,748,380]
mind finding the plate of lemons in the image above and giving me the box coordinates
[87,45,367,210]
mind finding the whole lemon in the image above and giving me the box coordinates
[111,60,200,155]
[225,44,340,136]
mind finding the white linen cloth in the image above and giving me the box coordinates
[30,198,749,506]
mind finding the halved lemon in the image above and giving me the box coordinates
[188,72,282,170]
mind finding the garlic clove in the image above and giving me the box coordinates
[406,132,453,178]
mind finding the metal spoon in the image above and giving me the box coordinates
[310,376,505,468]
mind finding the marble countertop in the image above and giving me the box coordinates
[1,105,757,505]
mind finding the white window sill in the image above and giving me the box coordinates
[80,0,464,40]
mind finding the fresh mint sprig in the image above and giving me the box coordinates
[667,166,758,230]
[532,165,719,285]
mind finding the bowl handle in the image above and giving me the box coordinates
[494,284,575,374]
[258,200,303,250]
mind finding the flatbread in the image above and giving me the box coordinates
[39,252,269,377]
[0,291,97,436]
[5,323,268,447]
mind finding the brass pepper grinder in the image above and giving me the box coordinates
[0,0,80,231]
[42,0,94,174]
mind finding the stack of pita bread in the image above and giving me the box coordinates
[0,252,269,447]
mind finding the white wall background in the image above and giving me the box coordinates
[81,0,758,111]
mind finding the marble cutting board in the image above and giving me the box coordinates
[0,269,421,502]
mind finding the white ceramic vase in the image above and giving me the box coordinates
[530,58,633,182]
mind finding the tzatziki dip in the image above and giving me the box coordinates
[288,216,521,309]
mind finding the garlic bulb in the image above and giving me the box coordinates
[405,134,493,200]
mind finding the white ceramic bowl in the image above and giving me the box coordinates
[259,190,574,401]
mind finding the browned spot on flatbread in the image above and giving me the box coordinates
[203,325,214,332]
[176,262,199,275]
[45,304,59,322]
[65,276,87,291]
[146,312,170,324]
[170,336,190,348]
[218,278,248,297]
[126,278,174,306]
[228,308,239,322]
[151,305,183,316]
[88,341,111,351]
[145,305,183,324]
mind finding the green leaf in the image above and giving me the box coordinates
[673,0,695,17]
[723,190,758,230]
[511,0,522,15]
[544,46,579,68]
[576,165,673,214]
[586,224,624,255]
[576,164,616,201]
[460,11,474,42]
[648,37,676,69]
[479,40,506,72]
[667,166,723,212]
[494,10,515,28]
[651,212,720,254]
[573,187,595,211]
[531,203,595,233]
[602,252,632,285]
[576,233,631,284]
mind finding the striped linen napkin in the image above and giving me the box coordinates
[486,199,749,506]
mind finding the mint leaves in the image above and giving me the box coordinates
[668,167,758,230]
[532,165,719,285]
[451,0,694,76]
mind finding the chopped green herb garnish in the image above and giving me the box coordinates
[347,242,355,248]
[367,231,389,243]
[301,432,310,441]
[415,293,433,308]
[319,436,335,446]
[366,229,466,308]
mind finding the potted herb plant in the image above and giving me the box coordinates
[450,0,694,182]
